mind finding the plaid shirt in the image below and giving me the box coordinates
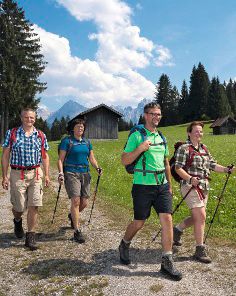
[2,126,49,167]
[175,140,217,190]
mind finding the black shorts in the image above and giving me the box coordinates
[131,183,172,220]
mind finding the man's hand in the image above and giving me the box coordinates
[139,140,151,152]
[44,175,50,187]
[2,177,9,190]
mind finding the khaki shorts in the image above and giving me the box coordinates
[10,167,43,212]
[180,183,208,209]
[64,171,91,199]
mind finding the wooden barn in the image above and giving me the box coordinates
[210,116,236,135]
[69,103,123,139]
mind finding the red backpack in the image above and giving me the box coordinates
[169,141,208,182]
[9,127,47,159]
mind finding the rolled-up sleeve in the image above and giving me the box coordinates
[175,145,188,168]
[208,150,217,170]
[2,130,11,148]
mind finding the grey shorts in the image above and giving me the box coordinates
[64,171,91,199]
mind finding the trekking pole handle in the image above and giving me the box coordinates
[226,164,234,174]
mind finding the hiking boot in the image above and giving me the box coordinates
[13,218,24,238]
[119,239,131,265]
[74,230,85,243]
[173,226,183,246]
[194,245,212,264]
[25,232,38,251]
[68,213,74,229]
[161,255,183,281]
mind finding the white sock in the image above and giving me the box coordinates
[176,225,184,232]
[162,251,172,257]
[123,238,131,244]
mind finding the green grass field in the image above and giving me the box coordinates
[1,123,236,241]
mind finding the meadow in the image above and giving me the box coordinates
[1,123,236,241]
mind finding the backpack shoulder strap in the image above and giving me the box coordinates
[9,127,18,149]
[63,136,74,164]
[37,129,47,159]
[139,127,147,142]
[201,144,209,154]
[158,130,167,145]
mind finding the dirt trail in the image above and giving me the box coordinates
[0,178,236,296]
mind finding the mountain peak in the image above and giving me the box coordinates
[46,100,87,125]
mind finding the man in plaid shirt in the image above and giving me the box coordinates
[1,108,50,251]
[173,121,234,263]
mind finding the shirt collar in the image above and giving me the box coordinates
[19,126,37,136]
[144,127,160,136]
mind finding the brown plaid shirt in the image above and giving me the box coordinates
[175,140,217,190]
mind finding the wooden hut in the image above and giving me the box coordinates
[210,116,236,135]
[69,103,123,139]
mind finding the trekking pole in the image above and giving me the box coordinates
[151,185,194,243]
[88,175,101,224]
[51,184,62,224]
[204,164,234,244]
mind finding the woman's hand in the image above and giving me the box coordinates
[190,176,200,186]
[96,167,103,176]
[58,172,64,184]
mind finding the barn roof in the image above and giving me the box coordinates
[79,103,123,118]
[210,116,236,128]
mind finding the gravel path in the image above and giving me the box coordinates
[0,181,236,296]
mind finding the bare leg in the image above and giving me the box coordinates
[71,197,80,230]
[192,207,206,245]
[79,197,88,212]
[12,208,23,220]
[27,206,38,232]
[123,220,145,241]
[159,213,173,252]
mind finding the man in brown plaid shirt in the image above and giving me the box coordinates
[173,121,235,263]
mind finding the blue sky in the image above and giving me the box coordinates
[17,0,236,112]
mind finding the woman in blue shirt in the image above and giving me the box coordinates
[58,118,102,243]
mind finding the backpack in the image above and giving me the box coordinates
[10,127,46,159]
[124,124,167,174]
[169,141,209,183]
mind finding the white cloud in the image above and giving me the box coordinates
[154,45,175,67]
[35,0,174,109]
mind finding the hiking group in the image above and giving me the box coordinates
[1,103,235,281]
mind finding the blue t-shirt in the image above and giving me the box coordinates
[59,136,92,173]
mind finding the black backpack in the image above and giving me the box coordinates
[124,124,166,174]
[169,141,209,182]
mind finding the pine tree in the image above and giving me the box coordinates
[35,117,51,140]
[187,63,210,121]
[138,114,145,124]
[0,0,47,142]
[226,79,236,117]
[178,80,189,123]
[207,77,231,119]
[51,118,61,141]
[60,116,67,135]
[154,74,178,126]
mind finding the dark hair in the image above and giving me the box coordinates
[144,102,161,113]
[187,121,204,133]
[67,118,86,134]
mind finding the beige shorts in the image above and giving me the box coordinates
[64,171,91,199]
[180,183,208,209]
[10,167,43,212]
